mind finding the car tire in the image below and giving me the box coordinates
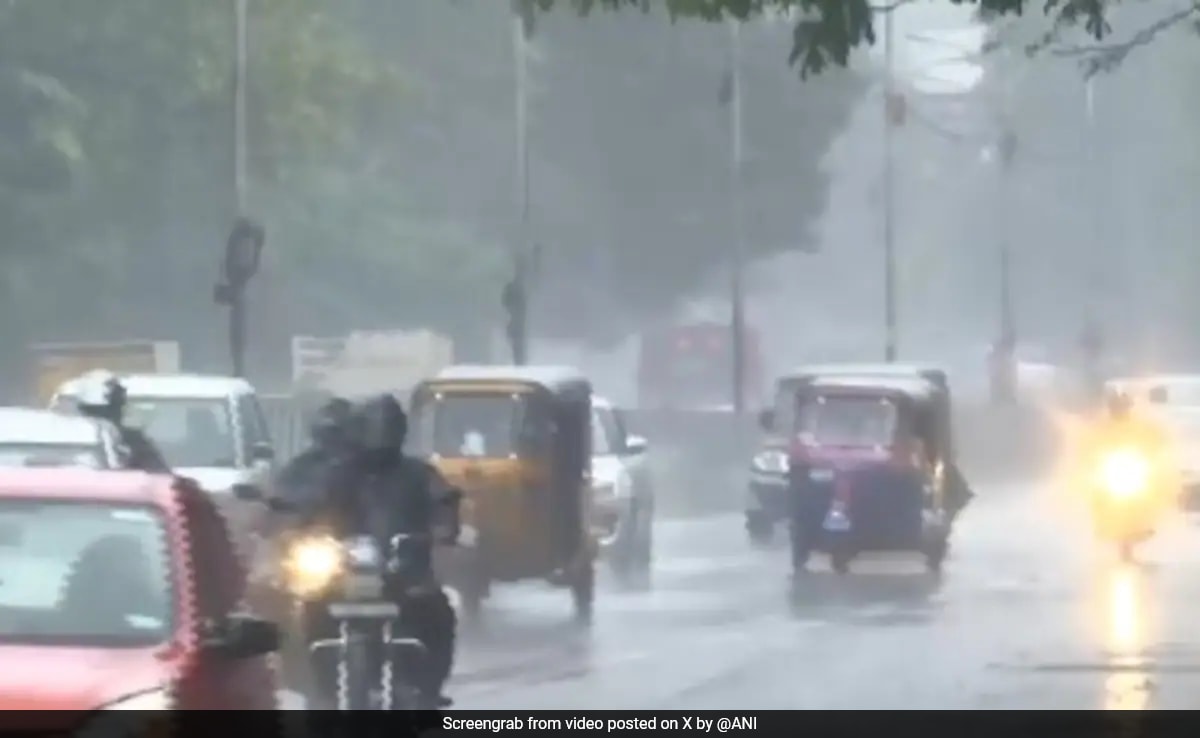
[746,514,773,546]
[612,501,652,589]
[571,559,595,626]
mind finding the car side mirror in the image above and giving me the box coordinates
[250,442,275,463]
[757,409,775,431]
[202,614,280,659]
[624,434,648,455]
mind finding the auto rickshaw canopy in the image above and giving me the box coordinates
[772,365,955,462]
[414,364,591,401]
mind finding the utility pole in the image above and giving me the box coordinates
[997,84,1017,358]
[882,10,898,363]
[1081,75,1103,393]
[504,0,532,365]
[234,0,248,214]
[728,19,747,414]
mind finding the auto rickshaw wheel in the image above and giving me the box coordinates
[570,559,595,625]
[458,567,489,625]
[746,516,774,546]
[923,537,947,574]
[830,548,852,575]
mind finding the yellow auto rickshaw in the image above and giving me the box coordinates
[409,364,596,623]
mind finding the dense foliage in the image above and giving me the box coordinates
[521,0,1160,77]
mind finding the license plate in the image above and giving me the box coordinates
[328,601,400,618]
[343,574,384,599]
[823,514,851,532]
[809,468,835,483]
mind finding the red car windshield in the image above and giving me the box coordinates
[0,499,173,647]
[796,395,898,448]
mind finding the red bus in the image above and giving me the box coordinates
[637,321,763,411]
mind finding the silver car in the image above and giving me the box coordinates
[0,407,124,469]
[590,397,654,582]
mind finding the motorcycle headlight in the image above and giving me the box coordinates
[283,535,344,599]
[1098,449,1151,500]
[752,450,789,474]
[102,687,172,710]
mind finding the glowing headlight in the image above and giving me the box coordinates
[103,687,171,710]
[283,535,343,598]
[1098,449,1150,500]
[752,450,789,474]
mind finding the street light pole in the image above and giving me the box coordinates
[728,18,746,414]
[882,10,898,363]
[1079,74,1105,391]
[234,0,248,214]
[504,1,532,365]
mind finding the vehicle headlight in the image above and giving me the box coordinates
[1098,449,1151,500]
[283,535,344,599]
[102,687,172,710]
[593,474,631,504]
[751,450,789,474]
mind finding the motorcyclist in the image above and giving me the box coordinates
[71,370,170,473]
[282,394,459,709]
[351,393,458,709]
[1082,388,1178,514]
[274,397,358,511]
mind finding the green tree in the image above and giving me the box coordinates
[522,0,1183,78]
[0,0,512,387]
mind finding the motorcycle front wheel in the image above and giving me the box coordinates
[337,623,376,710]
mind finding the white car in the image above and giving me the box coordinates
[0,407,125,469]
[52,373,276,490]
[590,396,654,580]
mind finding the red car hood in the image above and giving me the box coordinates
[0,644,171,715]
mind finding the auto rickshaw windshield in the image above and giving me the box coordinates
[797,395,898,448]
[410,392,550,458]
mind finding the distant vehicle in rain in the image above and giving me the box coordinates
[0,407,123,469]
[589,396,653,582]
[1111,374,1200,409]
[1108,374,1200,509]
[636,321,763,411]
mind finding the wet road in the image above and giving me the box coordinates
[449,481,1200,709]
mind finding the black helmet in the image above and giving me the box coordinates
[310,397,354,449]
[357,394,407,455]
[1106,389,1132,419]
[73,370,127,424]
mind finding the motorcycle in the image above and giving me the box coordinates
[1091,446,1160,562]
[281,529,430,710]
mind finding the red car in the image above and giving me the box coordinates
[0,469,280,719]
